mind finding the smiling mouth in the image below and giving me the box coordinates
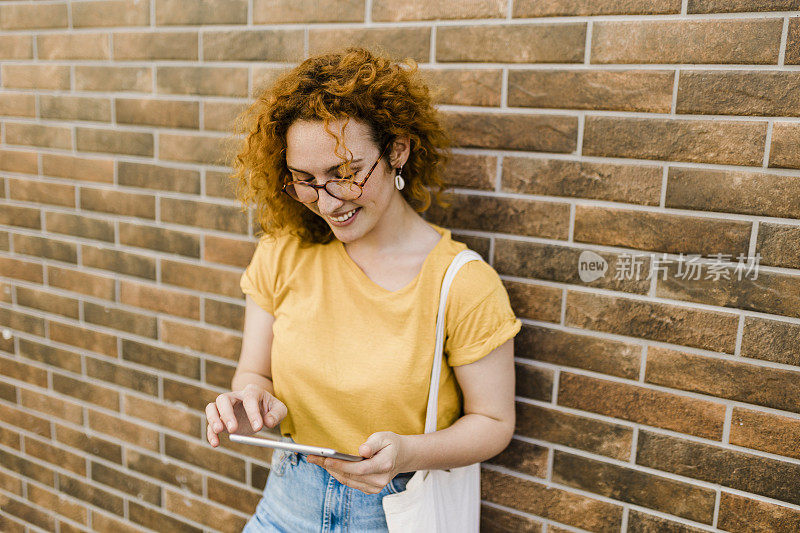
[329,208,359,223]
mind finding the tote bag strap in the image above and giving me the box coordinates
[424,249,485,435]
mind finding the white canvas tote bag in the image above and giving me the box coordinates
[381,249,483,533]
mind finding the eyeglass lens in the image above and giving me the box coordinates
[284,180,361,203]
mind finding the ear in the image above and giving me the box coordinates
[388,135,411,170]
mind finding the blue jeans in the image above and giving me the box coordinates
[243,437,414,532]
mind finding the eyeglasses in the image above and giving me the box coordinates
[282,142,391,203]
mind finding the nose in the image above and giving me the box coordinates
[316,186,344,215]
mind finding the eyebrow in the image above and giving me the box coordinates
[286,159,364,175]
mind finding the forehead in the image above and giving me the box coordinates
[285,119,373,167]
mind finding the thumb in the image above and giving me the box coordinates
[359,432,389,459]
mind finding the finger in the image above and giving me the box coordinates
[242,392,262,432]
[207,423,219,447]
[204,403,225,433]
[263,394,287,427]
[216,393,239,433]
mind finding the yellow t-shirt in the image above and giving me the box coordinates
[239,222,522,455]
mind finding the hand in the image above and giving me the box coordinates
[307,431,406,495]
[205,384,288,447]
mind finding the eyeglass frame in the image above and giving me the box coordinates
[281,141,393,203]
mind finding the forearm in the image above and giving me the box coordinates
[398,413,514,472]
[231,370,274,396]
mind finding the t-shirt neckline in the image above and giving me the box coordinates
[334,223,449,296]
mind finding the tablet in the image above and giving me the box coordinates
[229,434,364,462]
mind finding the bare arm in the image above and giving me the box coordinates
[397,337,516,472]
[231,294,276,394]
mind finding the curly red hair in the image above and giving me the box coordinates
[225,46,453,245]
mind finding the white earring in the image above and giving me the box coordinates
[394,166,405,190]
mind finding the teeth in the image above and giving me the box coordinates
[331,208,357,222]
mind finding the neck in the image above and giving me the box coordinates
[343,192,423,258]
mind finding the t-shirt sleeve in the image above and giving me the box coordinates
[239,235,278,315]
[444,259,522,367]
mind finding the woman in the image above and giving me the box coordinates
[205,46,521,532]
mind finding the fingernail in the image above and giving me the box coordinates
[251,419,260,428]
[227,421,234,431]
[266,415,275,425]
[215,422,223,432]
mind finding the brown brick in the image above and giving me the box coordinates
[24,436,86,476]
[86,356,158,396]
[203,100,248,132]
[80,187,156,219]
[114,30,197,60]
[156,0,247,25]
[495,238,651,294]
[254,0,363,23]
[58,473,124,516]
[309,27,431,63]
[160,318,241,360]
[0,445,57,485]
[419,68,502,107]
[591,19,783,64]
[56,423,122,464]
[0,403,51,440]
[6,177,75,208]
[42,154,114,183]
[159,132,230,165]
[689,0,800,13]
[583,116,767,165]
[128,500,202,533]
[84,301,158,338]
[442,152,499,189]
[121,280,201,320]
[515,0,680,16]
[40,95,111,122]
[207,475,261,513]
[0,92,35,117]
[26,484,87,525]
[118,161,200,193]
[20,387,83,426]
[91,512,148,532]
[76,127,154,157]
[373,0,504,21]
[646,346,800,414]
[667,167,800,219]
[509,69,674,113]
[164,433,246,481]
[161,197,248,234]
[659,264,800,319]
[16,285,79,319]
[502,280,561,323]
[53,373,120,411]
[158,65,248,98]
[756,223,800,269]
[165,488,246,531]
[445,23,587,64]
[485,437,549,479]
[115,98,199,129]
[426,193,570,239]
[203,29,304,62]
[0,3,68,30]
[126,448,203,494]
[124,394,200,437]
[72,0,150,27]
[741,316,800,366]
[119,220,201,258]
[37,33,110,60]
[730,407,800,461]
[92,461,161,505]
[560,372,725,439]
[678,71,800,116]
[769,122,800,169]
[204,234,255,268]
[0,257,42,285]
[75,66,152,92]
[0,355,48,388]
[567,291,739,353]
[0,35,33,59]
[518,325,641,379]
[0,307,44,336]
[518,401,633,460]
[122,339,200,379]
[205,359,237,389]
[204,298,244,331]
[787,17,800,64]
[480,469,623,531]
[574,205,751,256]
[503,157,661,205]
[718,491,800,533]
[628,509,710,532]
[0,204,40,230]
[45,211,115,242]
[19,338,81,374]
[0,493,55,531]
[554,450,716,523]
[5,122,72,150]
[1,64,70,90]
[444,111,577,153]
[637,430,800,506]
[48,320,118,357]
[47,265,115,300]
[0,148,38,174]
[480,505,543,532]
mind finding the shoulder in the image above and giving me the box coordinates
[444,254,507,320]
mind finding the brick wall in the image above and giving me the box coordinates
[1,1,800,531]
